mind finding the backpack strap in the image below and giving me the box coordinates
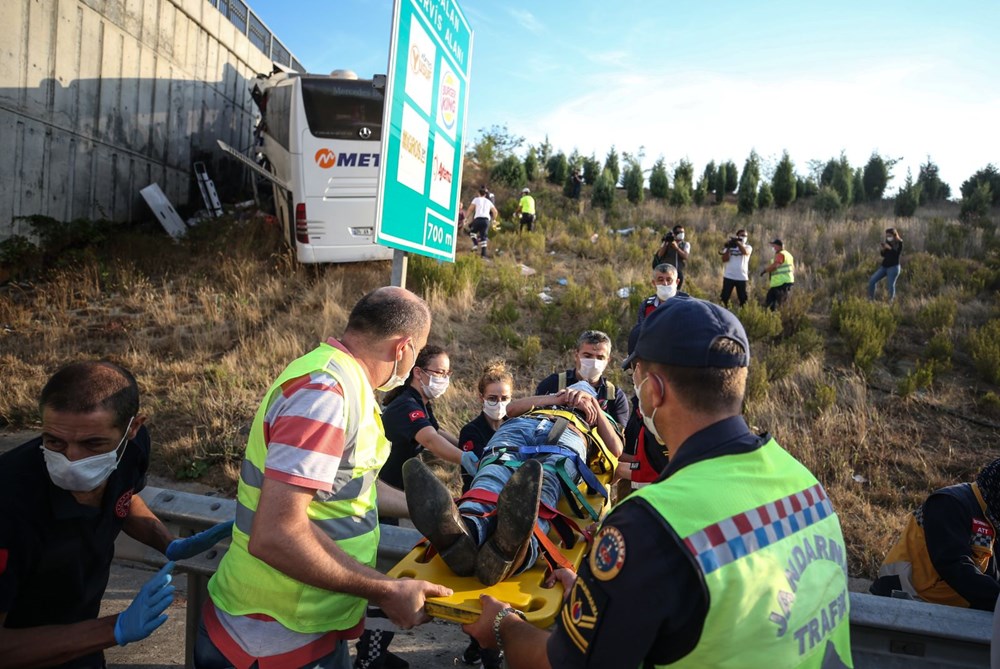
[557,371,568,391]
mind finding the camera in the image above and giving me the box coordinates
[725,236,740,250]
[661,232,675,244]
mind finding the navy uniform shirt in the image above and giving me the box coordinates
[379,385,439,490]
[547,416,766,668]
[535,370,630,429]
[457,412,498,492]
[0,426,151,669]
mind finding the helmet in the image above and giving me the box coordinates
[522,188,530,194]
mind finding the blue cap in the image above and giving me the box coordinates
[621,296,750,369]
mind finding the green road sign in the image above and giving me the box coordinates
[375,0,473,262]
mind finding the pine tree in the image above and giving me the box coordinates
[714,163,727,204]
[604,147,621,185]
[737,151,761,215]
[649,158,670,199]
[694,176,709,205]
[894,170,921,217]
[523,147,538,182]
[916,158,951,204]
[757,183,774,209]
[592,169,616,209]
[862,152,896,201]
[546,152,568,186]
[771,151,797,208]
[703,161,717,193]
[623,159,645,205]
[852,168,865,205]
[724,161,739,193]
[583,154,601,185]
[670,159,694,207]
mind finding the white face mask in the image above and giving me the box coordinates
[41,416,134,491]
[885,236,893,242]
[378,341,415,392]
[635,376,664,445]
[737,235,747,243]
[421,373,450,400]
[577,357,608,382]
[674,232,685,241]
[656,284,677,301]
[483,400,509,421]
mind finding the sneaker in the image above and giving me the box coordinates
[402,459,478,576]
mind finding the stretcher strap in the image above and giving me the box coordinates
[517,443,609,502]
[534,524,575,572]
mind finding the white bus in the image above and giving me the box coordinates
[252,70,393,263]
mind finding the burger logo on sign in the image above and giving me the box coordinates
[439,72,458,130]
[314,148,336,169]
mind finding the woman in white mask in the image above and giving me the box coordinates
[456,360,515,495]
[379,345,472,501]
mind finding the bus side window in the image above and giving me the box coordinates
[265,86,292,150]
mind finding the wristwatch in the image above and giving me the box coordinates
[493,606,527,652]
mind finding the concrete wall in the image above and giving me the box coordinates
[0,0,276,237]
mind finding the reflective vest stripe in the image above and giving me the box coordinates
[239,459,376,504]
[234,501,379,540]
[684,483,833,574]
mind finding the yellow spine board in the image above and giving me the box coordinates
[387,470,612,628]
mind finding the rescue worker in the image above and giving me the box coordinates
[762,238,795,310]
[465,188,498,258]
[515,188,536,233]
[0,361,231,669]
[636,263,679,326]
[870,458,1000,610]
[462,297,854,668]
[535,330,630,428]
[196,287,451,669]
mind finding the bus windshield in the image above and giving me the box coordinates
[300,78,383,141]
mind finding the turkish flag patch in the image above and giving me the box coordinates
[972,518,994,537]
[408,410,426,422]
[0,548,8,575]
[462,440,475,452]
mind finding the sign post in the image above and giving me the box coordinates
[376,0,474,286]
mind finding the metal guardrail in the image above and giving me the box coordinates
[113,487,421,668]
[116,487,994,668]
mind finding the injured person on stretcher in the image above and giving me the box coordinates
[403,381,623,586]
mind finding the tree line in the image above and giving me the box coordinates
[468,124,997,222]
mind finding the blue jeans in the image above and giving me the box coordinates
[458,416,586,571]
[194,615,350,669]
[868,265,900,301]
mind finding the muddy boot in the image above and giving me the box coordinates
[475,459,542,586]
[402,458,478,576]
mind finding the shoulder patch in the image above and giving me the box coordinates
[461,440,475,452]
[408,410,427,422]
[560,577,605,654]
[590,525,626,581]
[115,489,134,519]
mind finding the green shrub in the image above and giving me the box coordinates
[915,297,957,332]
[519,335,542,367]
[788,326,825,358]
[736,301,783,341]
[830,298,898,372]
[760,342,800,382]
[813,187,843,218]
[487,324,521,348]
[591,169,616,209]
[744,360,770,406]
[409,254,484,297]
[898,361,934,398]
[779,289,814,337]
[978,391,1000,417]
[925,332,953,370]
[805,384,837,417]
[967,319,1000,384]
[488,301,520,325]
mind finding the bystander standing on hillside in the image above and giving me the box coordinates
[868,227,903,302]
[514,188,536,234]
[719,229,752,308]
[760,238,795,310]
[652,225,691,289]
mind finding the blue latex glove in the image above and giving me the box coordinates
[165,520,234,561]
[461,450,480,476]
[114,561,175,646]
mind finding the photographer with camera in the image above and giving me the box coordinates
[719,229,752,308]
[652,225,691,289]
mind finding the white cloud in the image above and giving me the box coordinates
[507,8,543,34]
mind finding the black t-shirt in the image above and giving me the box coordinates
[457,413,498,492]
[379,386,439,489]
[547,416,766,667]
[535,370,630,429]
[0,427,150,669]
[881,240,903,267]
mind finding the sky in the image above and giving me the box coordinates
[244,0,999,194]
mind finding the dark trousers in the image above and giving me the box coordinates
[765,283,793,310]
[519,213,535,233]
[720,278,748,307]
[470,217,489,256]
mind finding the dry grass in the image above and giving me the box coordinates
[3,189,1000,578]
